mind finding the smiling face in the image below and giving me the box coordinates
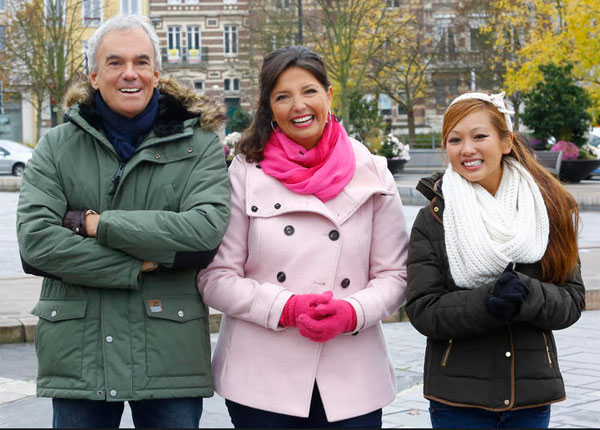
[90,27,159,119]
[269,66,333,150]
[445,109,512,195]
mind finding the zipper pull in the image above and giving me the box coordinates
[109,162,125,195]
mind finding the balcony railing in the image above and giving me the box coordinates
[161,46,209,68]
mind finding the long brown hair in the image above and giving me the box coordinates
[237,46,331,162]
[442,96,580,284]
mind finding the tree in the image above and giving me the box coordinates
[487,0,600,118]
[304,0,409,125]
[228,107,253,133]
[2,0,88,129]
[347,91,384,149]
[521,63,591,147]
[367,5,438,145]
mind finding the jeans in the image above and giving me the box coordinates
[52,397,203,428]
[226,384,382,428]
[429,400,551,429]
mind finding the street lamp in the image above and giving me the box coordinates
[297,0,303,45]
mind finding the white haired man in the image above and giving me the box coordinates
[17,14,230,428]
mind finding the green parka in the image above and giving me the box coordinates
[16,76,230,401]
[406,172,585,411]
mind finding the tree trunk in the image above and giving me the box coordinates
[55,104,64,125]
[407,108,416,145]
[35,101,43,145]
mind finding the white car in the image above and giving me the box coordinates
[0,140,34,177]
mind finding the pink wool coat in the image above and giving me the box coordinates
[197,139,409,422]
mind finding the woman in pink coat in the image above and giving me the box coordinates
[197,46,409,428]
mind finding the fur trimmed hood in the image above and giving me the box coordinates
[63,74,225,132]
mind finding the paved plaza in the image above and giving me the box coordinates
[1,173,600,428]
[2,311,600,428]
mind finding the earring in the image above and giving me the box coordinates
[271,120,277,131]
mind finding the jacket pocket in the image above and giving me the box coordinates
[31,298,88,378]
[143,295,209,377]
[441,339,454,367]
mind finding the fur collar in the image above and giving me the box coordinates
[63,73,225,135]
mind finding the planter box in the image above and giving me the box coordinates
[387,159,407,175]
[559,159,600,183]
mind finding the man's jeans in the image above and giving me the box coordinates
[52,397,203,429]
[429,400,551,429]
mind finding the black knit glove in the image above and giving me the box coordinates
[485,263,529,321]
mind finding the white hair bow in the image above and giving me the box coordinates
[448,91,515,132]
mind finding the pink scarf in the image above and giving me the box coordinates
[260,118,356,202]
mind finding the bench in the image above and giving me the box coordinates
[534,150,562,176]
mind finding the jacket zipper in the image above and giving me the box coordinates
[441,339,453,367]
[542,332,553,368]
[109,162,125,196]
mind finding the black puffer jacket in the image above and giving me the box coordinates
[406,172,585,411]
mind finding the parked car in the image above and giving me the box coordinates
[585,129,600,179]
[0,140,34,177]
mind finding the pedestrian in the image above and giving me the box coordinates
[16,14,230,429]
[405,91,585,428]
[197,45,408,428]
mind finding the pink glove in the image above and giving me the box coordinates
[279,291,334,327]
[296,299,357,342]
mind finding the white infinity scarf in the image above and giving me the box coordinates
[442,158,549,289]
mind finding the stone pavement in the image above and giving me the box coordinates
[2,311,600,428]
[1,171,600,427]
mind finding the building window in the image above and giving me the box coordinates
[387,0,400,7]
[397,102,407,115]
[276,0,291,8]
[168,0,181,4]
[224,25,238,55]
[435,15,456,58]
[224,78,240,91]
[469,27,487,52]
[44,0,66,21]
[435,83,445,107]
[167,26,181,64]
[194,81,204,90]
[121,0,140,15]
[187,26,201,63]
[0,0,5,11]
[0,25,5,51]
[378,93,392,116]
[224,0,236,4]
[82,0,102,27]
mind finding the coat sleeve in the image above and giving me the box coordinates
[17,133,143,289]
[512,263,585,330]
[343,162,408,332]
[95,133,231,269]
[405,208,506,340]
[196,156,293,330]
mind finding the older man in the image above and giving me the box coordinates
[16,15,230,428]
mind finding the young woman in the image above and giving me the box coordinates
[197,46,408,427]
[406,91,585,428]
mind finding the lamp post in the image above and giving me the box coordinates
[297,0,303,45]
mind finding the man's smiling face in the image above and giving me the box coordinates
[90,27,159,119]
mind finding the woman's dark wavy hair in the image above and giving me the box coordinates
[237,46,330,162]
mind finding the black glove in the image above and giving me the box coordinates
[62,210,88,237]
[485,263,529,321]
